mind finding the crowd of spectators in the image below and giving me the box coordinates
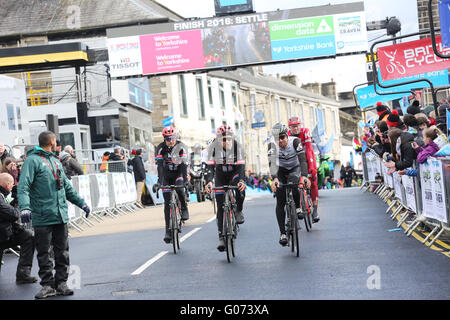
[361,98,450,179]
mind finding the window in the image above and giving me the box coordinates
[196,77,205,119]
[231,85,238,107]
[6,104,15,130]
[210,118,216,133]
[222,120,227,126]
[274,99,280,122]
[250,93,256,119]
[332,110,337,135]
[287,101,292,117]
[298,103,304,123]
[219,81,225,109]
[179,75,188,116]
[16,106,22,131]
[309,105,315,127]
[60,133,75,150]
[315,108,325,135]
[207,78,213,108]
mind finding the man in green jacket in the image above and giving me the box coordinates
[18,131,90,300]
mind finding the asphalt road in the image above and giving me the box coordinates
[1,188,449,300]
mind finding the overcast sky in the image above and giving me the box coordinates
[154,0,419,93]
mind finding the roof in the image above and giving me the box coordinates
[208,68,341,106]
[0,0,183,38]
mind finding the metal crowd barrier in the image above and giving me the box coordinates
[66,172,143,233]
[362,149,450,247]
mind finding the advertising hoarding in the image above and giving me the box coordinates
[107,2,367,78]
[377,36,450,81]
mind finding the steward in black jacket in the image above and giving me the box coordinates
[0,173,37,283]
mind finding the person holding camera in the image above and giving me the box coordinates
[17,131,90,300]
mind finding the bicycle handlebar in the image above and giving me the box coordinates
[212,185,240,190]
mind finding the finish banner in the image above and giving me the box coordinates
[378,35,450,81]
[107,2,367,77]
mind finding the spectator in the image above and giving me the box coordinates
[385,126,417,174]
[436,98,449,132]
[55,140,62,158]
[387,128,403,161]
[415,113,431,146]
[108,147,125,172]
[59,151,84,179]
[376,102,390,122]
[406,100,421,115]
[413,126,443,164]
[0,142,10,171]
[100,151,110,173]
[17,131,90,299]
[386,110,404,129]
[403,114,419,136]
[131,148,146,206]
[1,157,19,184]
[0,173,37,284]
[340,162,356,188]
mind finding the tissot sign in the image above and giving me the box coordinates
[107,2,367,77]
[378,36,450,81]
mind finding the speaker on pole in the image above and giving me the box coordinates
[46,114,59,137]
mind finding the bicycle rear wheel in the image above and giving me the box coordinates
[223,206,232,263]
[230,210,236,257]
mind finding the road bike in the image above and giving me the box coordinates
[299,182,313,232]
[154,184,185,254]
[278,182,300,257]
[213,185,240,263]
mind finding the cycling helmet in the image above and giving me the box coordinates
[216,125,234,137]
[206,138,214,146]
[162,126,176,137]
[288,116,301,126]
[272,123,288,137]
[193,143,202,151]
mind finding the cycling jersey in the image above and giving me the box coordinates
[205,139,246,184]
[267,136,308,176]
[155,140,189,184]
[288,128,317,178]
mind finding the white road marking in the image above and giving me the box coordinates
[180,227,201,243]
[131,251,169,276]
[206,216,216,223]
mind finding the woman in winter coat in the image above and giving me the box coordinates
[413,126,443,164]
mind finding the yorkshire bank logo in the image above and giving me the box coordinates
[273,47,282,53]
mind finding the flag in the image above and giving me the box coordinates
[311,123,322,145]
[318,134,334,155]
[353,137,362,150]
[234,106,244,123]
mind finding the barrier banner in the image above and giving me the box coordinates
[95,174,110,208]
[125,173,138,203]
[76,175,92,217]
[393,171,403,201]
[112,173,128,205]
[382,164,393,188]
[420,159,448,223]
[401,174,417,212]
[365,152,379,181]
[67,180,77,219]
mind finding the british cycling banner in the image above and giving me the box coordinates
[378,36,450,81]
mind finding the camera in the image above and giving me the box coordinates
[56,169,64,190]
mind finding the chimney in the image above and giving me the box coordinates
[281,74,299,87]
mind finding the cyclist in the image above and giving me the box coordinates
[268,123,310,246]
[154,126,190,244]
[287,116,320,223]
[205,125,246,252]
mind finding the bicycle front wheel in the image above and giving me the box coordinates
[170,204,179,254]
[290,202,299,257]
[223,205,233,263]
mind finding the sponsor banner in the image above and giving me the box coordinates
[125,173,138,203]
[420,159,448,223]
[77,175,92,212]
[393,171,403,201]
[67,180,76,219]
[356,69,449,108]
[107,36,143,77]
[365,152,378,181]
[95,174,110,209]
[378,36,450,81]
[334,12,367,54]
[140,30,205,74]
[107,3,366,77]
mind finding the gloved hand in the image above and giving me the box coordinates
[20,210,32,224]
[82,205,90,218]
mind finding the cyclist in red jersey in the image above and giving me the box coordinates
[287,116,320,223]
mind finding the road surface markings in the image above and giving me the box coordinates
[131,251,169,275]
[131,228,203,275]
[206,216,216,223]
[180,227,201,243]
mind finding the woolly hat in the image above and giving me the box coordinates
[407,100,421,115]
[386,110,404,128]
[376,102,389,116]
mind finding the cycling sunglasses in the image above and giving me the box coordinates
[222,137,233,142]
[165,136,175,141]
